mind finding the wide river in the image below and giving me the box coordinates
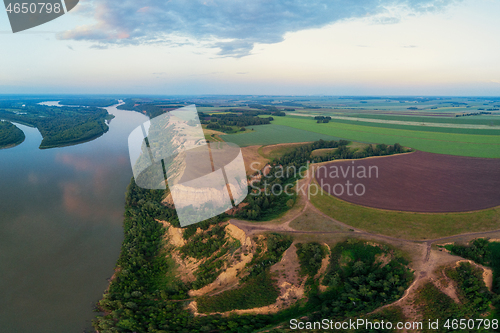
[0,103,148,332]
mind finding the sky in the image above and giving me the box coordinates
[0,0,500,96]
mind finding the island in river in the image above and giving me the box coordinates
[0,120,25,149]
[0,99,113,149]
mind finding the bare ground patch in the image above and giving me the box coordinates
[241,145,270,176]
[454,259,493,292]
[260,142,311,159]
[188,223,255,297]
[190,241,306,316]
[315,244,331,292]
[432,266,460,303]
[158,220,198,284]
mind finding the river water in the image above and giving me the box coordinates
[0,103,148,332]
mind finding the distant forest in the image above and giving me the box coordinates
[0,103,112,149]
[200,112,275,133]
[117,99,286,134]
[0,121,25,148]
[59,98,119,107]
[117,99,186,118]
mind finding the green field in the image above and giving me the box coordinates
[221,124,342,147]
[269,116,500,158]
[310,185,500,240]
[311,117,500,136]
[349,113,500,126]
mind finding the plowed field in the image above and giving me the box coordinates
[315,151,500,212]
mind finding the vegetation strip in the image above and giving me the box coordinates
[0,120,25,148]
[0,103,112,149]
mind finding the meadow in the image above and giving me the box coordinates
[348,113,500,126]
[269,116,500,158]
[220,124,342,147]
[311,117,500,136]
[309,184,500,240]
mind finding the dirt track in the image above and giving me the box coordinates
[227,158,500,320]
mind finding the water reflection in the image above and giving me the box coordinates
[0,103,148,332]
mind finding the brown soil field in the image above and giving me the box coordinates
[240,145,269,175]
[315,151,500,213]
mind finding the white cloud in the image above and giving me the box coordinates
[57,0,461,57]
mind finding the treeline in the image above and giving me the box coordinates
[117,99,186,119]
[94,179,282,332]
[201,113,273,133]
[238,140,406,220]
[245,233,293,279]
[0,104,111,148]
[447,238,490,265]
[59,98,119,107]
[239,141,346,220]
[416,262,497,333]
[247,104,279,112]
[447,238,500,296]
[311,240,413,320]
[284,140,406,164]
[0,121,25,148]
[278,140,406,167]
[447,262,494,315]
[180,225,226,259]
[116,99,286,131]
[296,242,328,281]
[457,111,495,117]
[314,116,331,123]
[94,179,190,332]
[179,224,236,290]
[197,233,293,313]
[94,176,416,331]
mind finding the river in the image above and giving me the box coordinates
[0,102,148,332]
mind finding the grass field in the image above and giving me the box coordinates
[270,116,500,158]
[289,206,347,232]
[221,124,342,147]
[259,142,311,159]
[311,147,337,157]
[350,113,500,126]
[316,117,500,136]
[310,181,500,240]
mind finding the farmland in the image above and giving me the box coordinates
[328,118,500,136]
[88,95,500,331]
[346,113,500,126]
[310,184,500,240]
[291,115,500,136]
[220,124,342,147]
[269,116,500,158]
[315,151,500,212]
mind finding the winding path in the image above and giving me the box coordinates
[228,162,500,318]
[233,165,500,262]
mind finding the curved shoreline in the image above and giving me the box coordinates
[0,121,26,149]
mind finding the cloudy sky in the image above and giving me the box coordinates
[1,0,499,95]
